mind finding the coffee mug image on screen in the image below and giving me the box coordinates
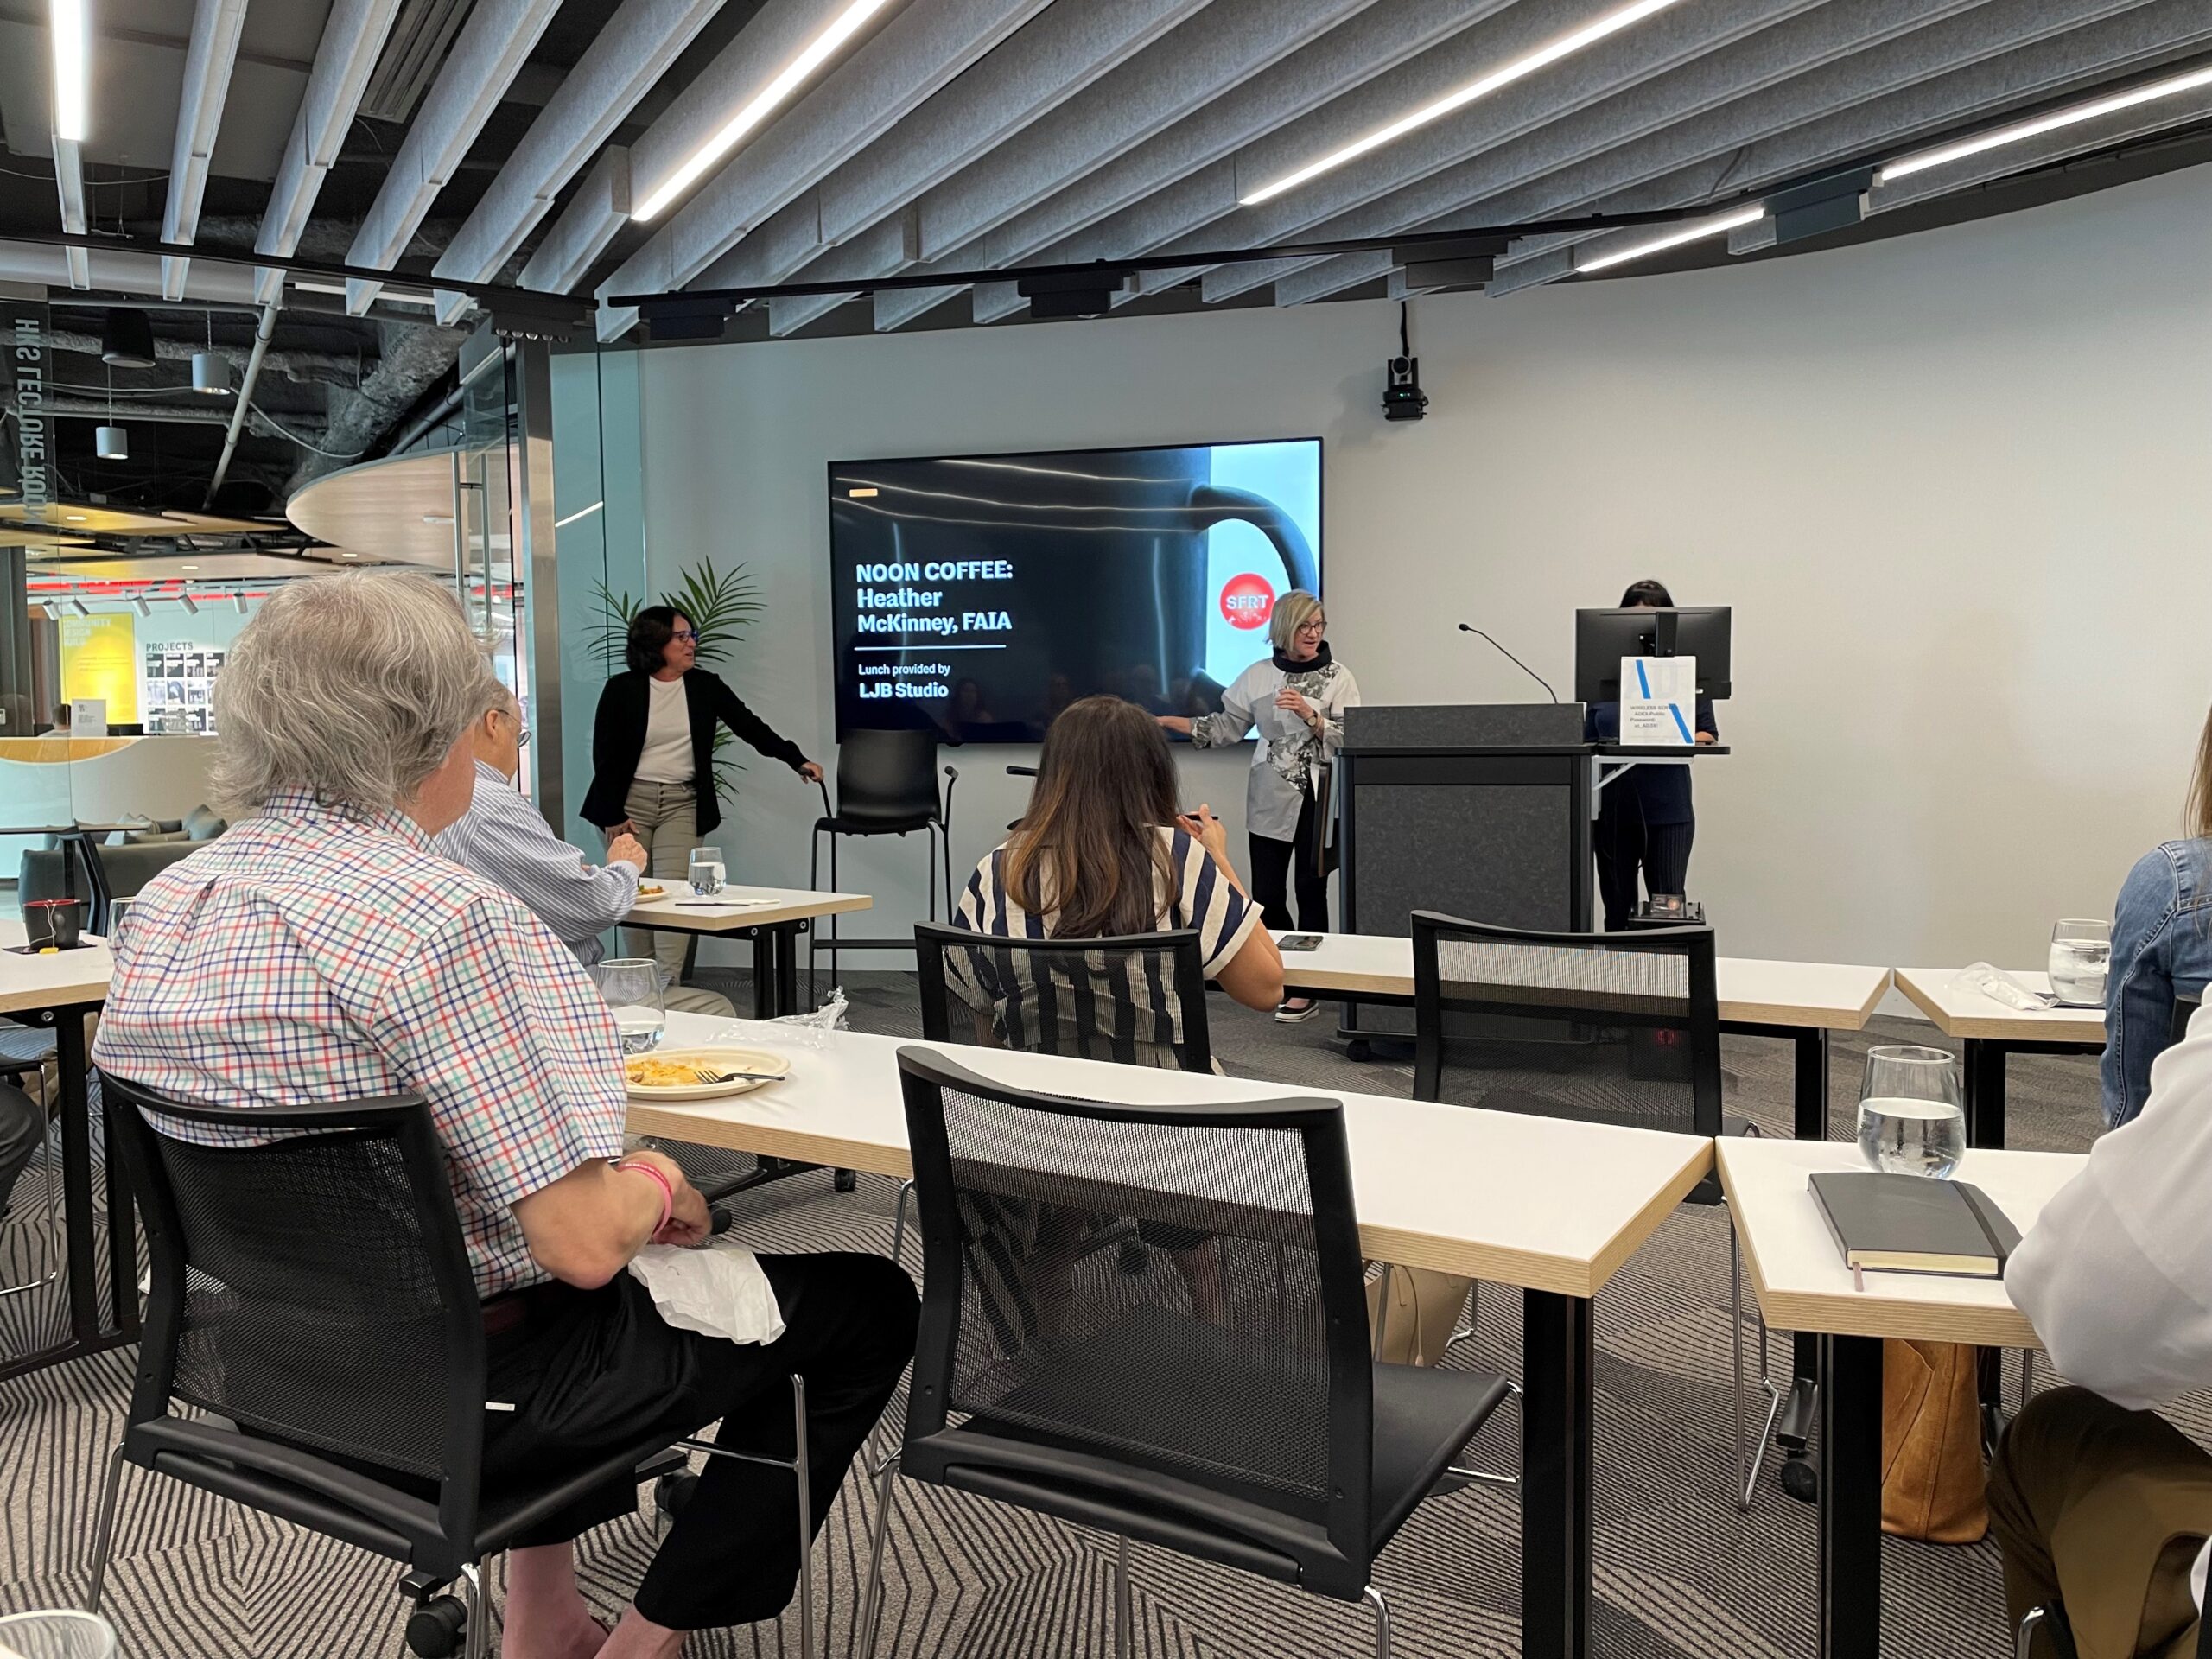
[829,438,1321,743]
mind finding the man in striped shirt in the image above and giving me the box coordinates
[435,683,734,1017]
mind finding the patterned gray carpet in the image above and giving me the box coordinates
[0,973,2163,1658]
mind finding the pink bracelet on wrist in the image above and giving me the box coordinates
[613,1158,673,1240]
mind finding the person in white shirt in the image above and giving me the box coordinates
[580,606,825,987]
[1996,999,2212,1658]
[1158,590,1357,1023]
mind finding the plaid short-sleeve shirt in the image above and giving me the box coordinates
[91,790,629,1299]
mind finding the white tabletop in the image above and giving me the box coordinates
[623,884,872,934]
[1892,967,2108,1044]
[1276,931,1891,1032]
[1717,1137,2086,1348]
[631,1013,1714,1299]
[0,920,111,1014]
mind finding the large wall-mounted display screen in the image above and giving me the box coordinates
[828,438,1321,743]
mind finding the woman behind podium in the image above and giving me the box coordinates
[1586,579,1719,931]
[1157,591,1359,1021]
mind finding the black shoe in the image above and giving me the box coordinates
[1274,997,1322,1023]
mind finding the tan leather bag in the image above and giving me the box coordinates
[1366,1267,1473,1368]
[1881,1338,1987,1542]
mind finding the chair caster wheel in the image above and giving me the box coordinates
[656,1470,701,1522]
[834,1168,858,1192]
[405,1596,468,1658]
[1779,1456,1818,1503]
[1346,1039,1372,1063]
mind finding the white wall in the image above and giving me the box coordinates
[631,164,2212,974]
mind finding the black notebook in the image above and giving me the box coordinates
[1809,1172,2023,1279]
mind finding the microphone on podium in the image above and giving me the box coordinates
[1457,622,1560,703]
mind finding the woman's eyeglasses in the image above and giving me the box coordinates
[670,628,698,643]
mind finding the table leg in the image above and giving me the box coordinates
[82,1022,139,1342]
[1964,1039,2007,1150]
[749,928,777,1022]
[1818,1333,1883,1659]
[53,1006,99,1346]
[773,925,798,1017]
[1787,1027,1828,1434]
[1522,1289,1593,1659]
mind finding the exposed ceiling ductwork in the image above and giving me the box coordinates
[2,0,2209,524]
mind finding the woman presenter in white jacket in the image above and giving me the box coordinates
[1159,590,1358,1021]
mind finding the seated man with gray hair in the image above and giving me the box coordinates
[93,571,916,1659]
[436,680,735,1018]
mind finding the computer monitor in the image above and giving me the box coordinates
[1573,607,1732,702]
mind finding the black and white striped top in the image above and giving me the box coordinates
[947,828,1262,1071]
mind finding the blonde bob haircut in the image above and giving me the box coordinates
[1268,590,1325,655]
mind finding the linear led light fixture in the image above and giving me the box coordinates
[634,0,895,222]
[1878,60,2212,182]
[1241,0,1686,207]
[294,277,435,306]
[50,0,87,142]
[553,499,604,529]
[1576,204,1766,274]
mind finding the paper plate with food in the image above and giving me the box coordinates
[623,1046,792,1100]
[635,880,667,899]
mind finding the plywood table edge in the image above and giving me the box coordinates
[1282,967,1410,998]
[625,892,875,931]
[624,1103,912,1182]
[1716,1147,2042,1351]
[1587,1138,1716,1291]
[0,981,111,1015]
[1891,967,2101,1043]
[1715,968,1891,1032]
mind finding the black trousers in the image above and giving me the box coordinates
[0,1083,43,1221]
[1249,793,1328,934]
[482,1252,918,1631]
[1594,808,1695,931]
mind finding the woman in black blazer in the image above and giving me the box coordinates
[582,606,823,978]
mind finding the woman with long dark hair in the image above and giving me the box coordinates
[582,605,823,981]
[2102,704,2212,1125]
[1585,578,1719,929]
[956,695,1283,1017]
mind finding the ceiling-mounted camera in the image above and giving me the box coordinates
[1382,300,1428,422]
[1382,353,1427,421]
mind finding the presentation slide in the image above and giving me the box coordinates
[828,438,1321,742]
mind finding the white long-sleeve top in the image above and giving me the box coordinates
[1187,655,1360,842]
[2006,997,2212,1605]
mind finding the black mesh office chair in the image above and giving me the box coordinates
[1408,912,1775,1506]
[855,1049,1510,1659]
[914,919,1212,1070]
[87,1077,817,1659]
[908,920,1213,1279]
[810,730,957,991]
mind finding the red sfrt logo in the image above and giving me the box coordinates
[1219,572,1275,630]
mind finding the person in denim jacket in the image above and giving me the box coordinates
[2103,708,2212,1126]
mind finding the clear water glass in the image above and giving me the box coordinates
[1857,1044,1967,1179]
[688,845,727,896]
[594,957,664,1053]
[0,1610,119,1659]
[2048,918,2113,1007]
